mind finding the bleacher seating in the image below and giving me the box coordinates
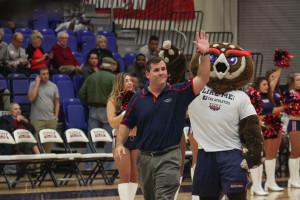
[32,13,49,29]
[41,35,56,53]
[56,80,75,105]
[12,79,31,105]
[52,74,71,85]
[73,52,85,66]
[66,105,88,130]
[97,30,115,37]
[37,28,55,36]
[21,34,30,49]
[76,30,94,45]
[112,52,122,60]
[48,9,63,31]
[72,75,83,97]
[116,58,125,72]
[15,28,32,35]
[2,34,12,44]
[68,35,77,52]
[124,53,137,69]
[105,36,118,53]
[1,27,12,35]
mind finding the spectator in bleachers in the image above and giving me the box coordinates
[82,52,100,81]
[89,35,113,65]
[0,85,10,111]
[280,72,294,92]
[0,103,40,155]
[28,67,59,153]
[5,32,30,76]
[126,53,147,89]
[137,35,160,61]
[129,72,141,92]
[101,57,120,75]
[51,31,81,76]
[78,60,115,171]
[0,29,9,76]
[26,30,53,74]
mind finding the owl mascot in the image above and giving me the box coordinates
[158,40,188,200]
[188,42,265,200]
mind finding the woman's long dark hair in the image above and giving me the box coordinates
[252,76,275,106]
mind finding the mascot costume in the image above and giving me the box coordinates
[188,42,265,200]
[158,40,187,200]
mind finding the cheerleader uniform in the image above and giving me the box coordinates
[287,89,300,133]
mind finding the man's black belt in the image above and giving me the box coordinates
[140,145,179,157]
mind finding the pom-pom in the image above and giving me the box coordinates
[246,87,263,115]
[281,91,300,116]
[262,114,282,139]
[121,90,135,110]
[158,50,164,58]
[163,40,171,49]
[273,49,294,69]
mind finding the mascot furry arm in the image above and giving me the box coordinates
[190,43,265,169]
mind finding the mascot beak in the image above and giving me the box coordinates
[212,53,230,80]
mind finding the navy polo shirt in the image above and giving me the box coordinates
[121,80,197,151]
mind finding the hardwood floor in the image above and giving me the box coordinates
[0,175,298,200]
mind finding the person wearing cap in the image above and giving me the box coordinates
[79,61,115,170]
[101,57,120,75]
[26,30,53,74]
[115,31,210,200]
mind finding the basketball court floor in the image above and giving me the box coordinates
[0,175,299,200]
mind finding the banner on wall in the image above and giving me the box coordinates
[95,0,195,20]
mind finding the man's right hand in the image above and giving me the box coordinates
[114,145,126,162]
[35,75,41,85]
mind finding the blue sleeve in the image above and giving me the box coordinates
[172,80,197,106]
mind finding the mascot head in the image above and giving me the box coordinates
[190,42,254,94]
[159,40,187,84]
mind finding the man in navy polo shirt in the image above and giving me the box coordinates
[115,30,210,200]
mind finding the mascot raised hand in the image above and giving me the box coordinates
[188,42,265,200]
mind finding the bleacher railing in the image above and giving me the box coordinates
[251,52,264,78]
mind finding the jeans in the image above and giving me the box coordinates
[85,106,113,170]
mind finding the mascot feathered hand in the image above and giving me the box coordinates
[190,43,265,169]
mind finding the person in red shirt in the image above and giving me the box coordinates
[50,31,81,76]
[26,30,53,74]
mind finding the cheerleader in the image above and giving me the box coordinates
[287,73,300,188]
[107,73,138,200]
[251,75,285,195]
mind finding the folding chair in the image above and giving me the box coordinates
[88,128,115,184]
[0,130,17,190]
[12,129,59,188]
[37,129,84,187]
[64,128,113,185]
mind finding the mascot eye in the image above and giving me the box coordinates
[227,57,237,65]
[209,54,218,63]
